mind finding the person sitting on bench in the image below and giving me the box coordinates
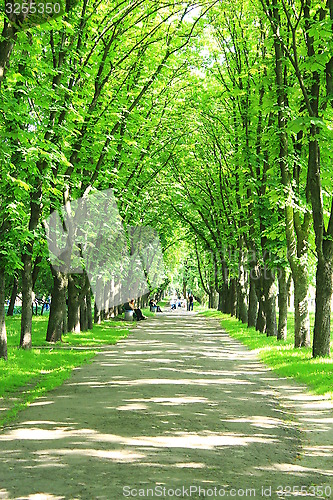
[149,298,163,312]
[125,299,146,321]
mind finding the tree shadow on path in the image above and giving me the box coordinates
[0,313,332,499]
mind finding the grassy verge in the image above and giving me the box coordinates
[141,307,156,318]
[0,316,131,427]
[200,310,333,398]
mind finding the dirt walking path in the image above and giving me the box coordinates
[0,313,332,500]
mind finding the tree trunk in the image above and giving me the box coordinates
[80,297,88,332]
[208,290,214,309]
[236,242,248,323]
[20,184,42,349]
[303,0,332,358]
[0,21,17,90]
[220,281,228,313]
[78,273,90,331]
[255,272,266,333]
[271,5,311,348]
[103,284,110,320]
[237,272,248,323]
[248,275,258,328]
[86,289,93,330]
[142,292,149,307]
[32,254,42,291]
[263,267,277,337]
[256,297,266,333]
[312,256,332,357]
[229,279,237,317]
[62,291,68,336]
[277,267,288,341]
[225,284,231,314]
[68,275,80,333]
[7,276,18,316]
[183,278,187,300]
[287,273,292,308]
[20,252,33,349]
[212,290,218,309]
[217,290,223,312]
[46,269,67,343]
[293,264,310,348]
[237,282,248,323]
[94,302,101,324]
[208,291,212,309]
[0,267,8,360]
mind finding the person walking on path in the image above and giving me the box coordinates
[188,293,194,311]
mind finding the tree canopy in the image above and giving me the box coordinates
[1,0,333,360]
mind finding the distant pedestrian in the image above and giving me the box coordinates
[188,293,194,311]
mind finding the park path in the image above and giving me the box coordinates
[0,312,332,500]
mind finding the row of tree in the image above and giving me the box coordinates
[156,0,333,357]
[1,0,333,361]
[0,0,219,359]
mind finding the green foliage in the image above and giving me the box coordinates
[1,0,333,360]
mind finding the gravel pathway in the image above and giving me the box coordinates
[0,312,332,499]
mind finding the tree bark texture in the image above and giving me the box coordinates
[46,269,67,342]
[255,272,266,333]
[94,302,101,324]
[293,262,310,348]
[0,20,17,89]
[237,247,248,324]
[313,255,332,357]
[20,184,42,348]
[20,252,33,349]
[0,267,8,360]
[277,267,288,341]
[86,289,93,330]
[248,274,258,328]
[263,267,277,337]
[229,279,237,317]
[256,297,266,333]
[80,297,88,332]
[68,275,80,333]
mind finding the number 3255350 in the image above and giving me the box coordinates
[5,2,61,15]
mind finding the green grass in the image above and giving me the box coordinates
[200,310,333,398]
[158,299,170,308]
[141,307,156,318]
[62,321,129,346]
[0,315,131,427]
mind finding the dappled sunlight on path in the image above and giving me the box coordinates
[0,312,332,499]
